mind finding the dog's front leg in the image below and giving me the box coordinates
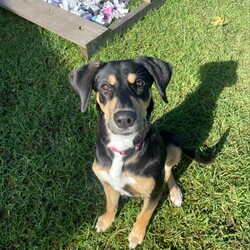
[165,168,183,207]
[128,194,161,249]
[165,145,183,207]
[92,160,121,232]
[95,183,120,232]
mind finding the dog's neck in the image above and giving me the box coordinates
[98,115,149,153]
[107,132,142,180]
[104,121,149,155]
[107,132,141,155]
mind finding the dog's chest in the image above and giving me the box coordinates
[98,153,135,196]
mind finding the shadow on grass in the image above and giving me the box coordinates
[150,61,238,238]
[0,7,101,249]
[154,60,238,180]
[0,8,239,247]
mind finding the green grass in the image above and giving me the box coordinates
[0,0,249,249]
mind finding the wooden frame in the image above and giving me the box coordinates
[0,0,165,58]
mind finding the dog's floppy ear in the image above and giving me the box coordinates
[135,56,172,103]
[69,61,101,112]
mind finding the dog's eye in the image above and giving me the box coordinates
[101,84,110,91]
[135,80,144,87]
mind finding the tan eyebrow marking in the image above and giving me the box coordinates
[127,73,137,84]
[107,75,116,85]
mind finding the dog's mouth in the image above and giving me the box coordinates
[107,123,141,136]
[107,116,146,136]
[115,130,135,136]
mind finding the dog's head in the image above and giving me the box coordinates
[70,56,172,136]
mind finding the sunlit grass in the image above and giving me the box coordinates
[0,0,249,249]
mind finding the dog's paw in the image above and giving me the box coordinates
[170,185,183,207]
[95,213,114,232]
[128,229,145,249]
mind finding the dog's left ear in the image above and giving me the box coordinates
[69,61,101,112]
[135,56,172,103]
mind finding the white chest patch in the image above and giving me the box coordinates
[98,170,136,196]
[99,130,137,196]
[98,152,136,196]
[109,153,124,179]
[107,131,137,151]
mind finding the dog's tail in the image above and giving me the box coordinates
[181,146,216,165]
[159,130,216,165]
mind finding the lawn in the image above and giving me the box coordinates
[0,0,249,249]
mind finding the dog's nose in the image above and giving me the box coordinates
[114,111,136,129]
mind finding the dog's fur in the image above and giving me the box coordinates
[70,56,215,249]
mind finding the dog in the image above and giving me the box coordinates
[69,56,215,249]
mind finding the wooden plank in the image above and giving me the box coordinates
[0,0,165,58]
[0,0,108,46]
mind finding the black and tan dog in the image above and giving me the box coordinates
[70,56,214,249]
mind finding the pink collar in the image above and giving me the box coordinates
[108,141,143,155]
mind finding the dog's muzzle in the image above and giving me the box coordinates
[107,109,144,136]
[114,110,136,129]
